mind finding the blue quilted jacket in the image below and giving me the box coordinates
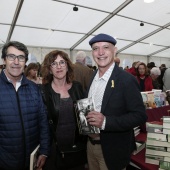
[0,71,50,170]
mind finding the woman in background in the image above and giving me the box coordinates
[41,50,87,170]
[25,63,42,84]
[150,67,161,89]
[136,62,153,92]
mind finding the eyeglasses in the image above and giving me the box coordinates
[6,54,26,62]
[50,60,66,68]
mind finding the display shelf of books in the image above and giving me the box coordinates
[141,90,167,109]
[134,126,140,137]
[132,126,146,155]
[145,117,170,166]
[75,97,100,135]
[133,141,145,155]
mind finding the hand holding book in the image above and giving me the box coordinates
[35,155,47,170]
[86,110,105,129]
[30,145,47,170]
[76,97,100,134]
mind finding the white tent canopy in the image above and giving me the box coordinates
[1,0,170,65]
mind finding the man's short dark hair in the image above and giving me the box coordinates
[1,41,29,62]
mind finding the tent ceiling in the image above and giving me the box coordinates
[0,0,170,58]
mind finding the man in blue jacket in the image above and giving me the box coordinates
[0,41,50,170]
[86,34,147,170]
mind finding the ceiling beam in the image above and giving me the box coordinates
[1,22,168,49]
[117,22,170,55]
[53,0,111,14]
[6,0,24,42]
[148,46,170,57]
[116,14,162,28]
[70,0,134,50]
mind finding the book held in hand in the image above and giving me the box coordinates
[76,97,100,135]
[30,145,40,170]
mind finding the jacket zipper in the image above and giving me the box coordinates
[51,86,84,158]
[16,90,26,169]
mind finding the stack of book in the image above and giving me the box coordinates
[145,118,170,166]
[134,126,140,137]
[146,121,163,134]
[132,126,145,155]
[133,140,145,155]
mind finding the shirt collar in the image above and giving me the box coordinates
[94,62,115,82]
[3,69,23,83]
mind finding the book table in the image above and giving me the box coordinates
[131,105,170,170]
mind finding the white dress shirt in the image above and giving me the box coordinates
[88,62,115,129]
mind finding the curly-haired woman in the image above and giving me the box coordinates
[41,50,87,170]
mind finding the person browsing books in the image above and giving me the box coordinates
[136,62,153,91]
[0,41,50,170]
[86,33,147,170]
[41,50,87,170]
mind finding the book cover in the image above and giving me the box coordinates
[133,141,145,155]
[145,154,164,165]
[147,132,167,142]
[160,93,166,106]
[153,90,162,107]
[162,116,170,122]
[30,145,40,170]
[167,147,170,152]
[147,92,156,108]
[134,126,139,130]
[159,161,170,169]
[167,134,170,143]
[163,123,170,129]
[76,97,100,135]
[141,92,149,108]
[163,128,170,135]
[146,148,170,157]
[164,156,170,162]
[147,126,163,134]
[146,139,170,148]
[146,145,167,152]
[146,121,163,129]
[134,129,140,137]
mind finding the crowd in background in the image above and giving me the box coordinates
[21,58,170,93]
[125,61,170,92]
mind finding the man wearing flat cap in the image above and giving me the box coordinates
[86,33,147,170]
